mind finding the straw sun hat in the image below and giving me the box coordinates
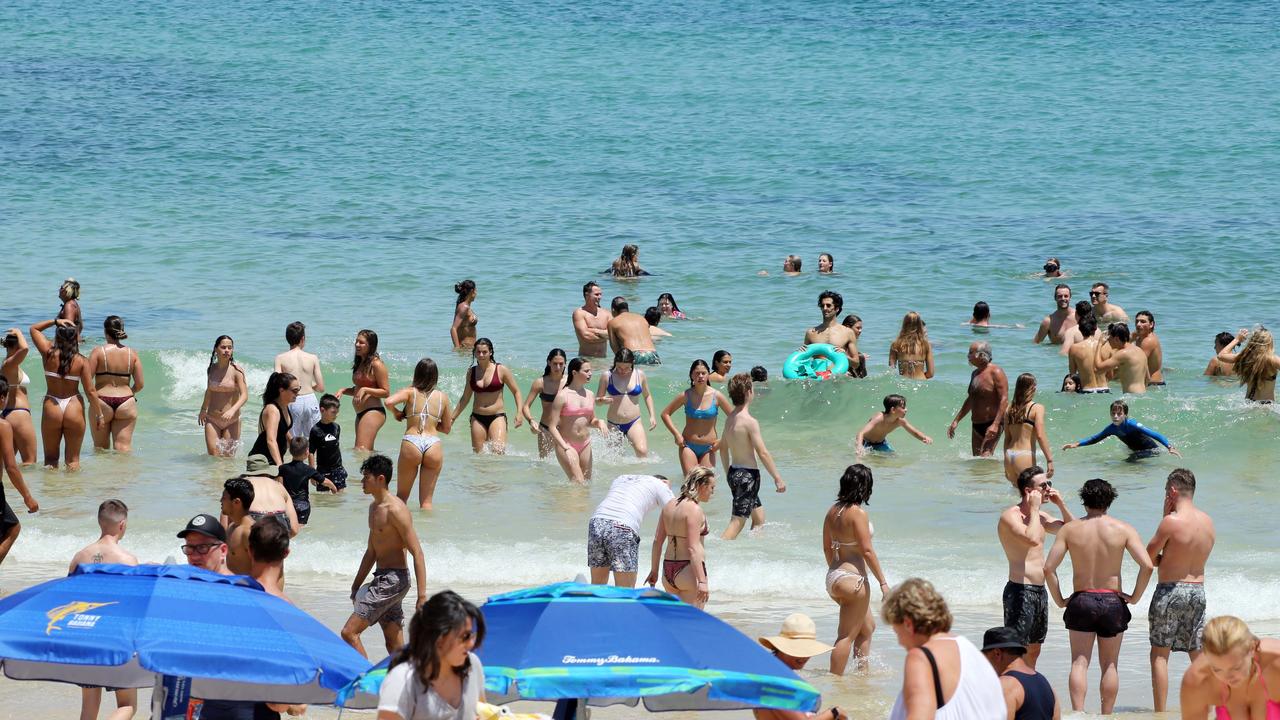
[758,613,834,658]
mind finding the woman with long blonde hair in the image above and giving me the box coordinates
[888,312,934,380]
[1002,373,1053,484]
[1218,328,1280,403]
[646,467,715,608]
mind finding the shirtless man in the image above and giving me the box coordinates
[69,499,138,720]
[573,282,611,358]
[803,291,859,369]
[1145,468,1215,711]
[1058,301,1094,356]
[997,466,1074,668]
[1133,311,1165,386]
[607,297,660,365]
[1068,317,1110,392]
[249,520,291,602]
[0,410,37,569]
[948,341,1008,457]
[1033,285,1077,346]
[241,455,300,537]
[1094,323,1149,394]
[1090,283,1128,324]
[719,374,784,540]
[1044,478,1154,714]
[274,321,325,439]
[221,477,257,575]
[178,513,231,575]
[342,454,428,658]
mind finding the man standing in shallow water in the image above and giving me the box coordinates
[1144,468,1214,712]
[1034,284,1077,346]
[1133,310,1165,386]
[573,281,611,358]
[1090,282,1128,324]
[948,341,1007,457]
[802,291,859,370]
[274,321,325,439]
[1094,323,1149,394]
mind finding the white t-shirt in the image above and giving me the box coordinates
[377,654,485,720]
[591,474,674,534]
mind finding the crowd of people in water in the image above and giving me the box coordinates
[2,251,1278,719]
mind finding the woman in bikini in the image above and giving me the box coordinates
[451,338,524,454]
[1002,373,1054,484]
[386,358,453,509]
[450,279,478,350]
[2,326,37,464]
[1181,615,1280,719]
[520,348,566,459]
[29,318,99,469]
[823,464,891,675]
[888,311,934,380]
[1218,328,1280,403]
[842,314,869,378]
[198,335,248,457]
[87,316,144,453]
[660,359,731,475]
[249,371,297,467]
[56,278,82,341]
[708,350,733,383]
[656,293,686,320]
[595,349,656,458]
[645,467,715,609]
[547,357,606,484]
[337,329,389,451]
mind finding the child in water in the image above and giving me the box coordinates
[855,394,933,456]
[1062,399,1180,459]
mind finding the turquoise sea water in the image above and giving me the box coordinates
[3,1,1279,716]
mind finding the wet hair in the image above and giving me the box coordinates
[971,301,990,322]
[1061,373,1082,393]
[688,358,710,385]
[891,312,928,359]
[319,393,340,411]
[712,350,732,373]
[583,281,600,298]
[1137,310,1154,327]
[0,377,7,399]
[1016,466,1046,495]
[1167,468,1196,495]
[454,279,476,305]
[1110,399,1129,415]
[361,453,393,483]
[567,356,591,383]
[1079,478,1118,510]
[1215,331,1234,350]
[727,373,752,405]
[104,315,128,341]
[750,365,768,382]
[882,578,952,635]
[612,244,641,277]
[612,348,635,369]
[98,499,128,526]
[353,329,379,376]
[60,278,81,299]
[1202,616,1257,657]
[412,358,439,394]
[841,314,862,330]
[471,337,495,362]
[835,463,873,506]
[1233,328,1276,398]
[1054,283,1071,297]
[51,324,79,377]
[1108,322,1131,344]
[1044,257,1061,270]
[1075,300,1093,318]
[883,394,906,412]
[263,371,296,406]
[611,296,629,314]
[1006,373,1037,425]
[786,254,802,271]
[288,435,309,458]
[285,321,305,347]
[818,290,844,313]
[657,293,681,314]
[1078,316,1098,339]
[676,466,716,504]
[207,335,237,376]
[644,306,662,326]
[972,341,992,362]
[223,477,255,509]
[1092,281,1110,292]
[392,590,486,686]
[819,252,834,270]
[543,348,567,376]
[249,519,290,564]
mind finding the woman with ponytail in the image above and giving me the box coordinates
[450,279,478,350]
[88,315,144,452]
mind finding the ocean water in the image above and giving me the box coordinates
[2,0,1279,717]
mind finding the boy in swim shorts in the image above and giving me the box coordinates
[718,374,785,540]
[854,394,932,456]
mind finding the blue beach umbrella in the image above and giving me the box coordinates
[0,564,373,707]
[340,582,820,715]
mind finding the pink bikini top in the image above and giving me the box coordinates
[1216,662,1280,720]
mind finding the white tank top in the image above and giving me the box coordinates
[889,636,1006,720]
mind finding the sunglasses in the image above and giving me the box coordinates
[181,542,221,555]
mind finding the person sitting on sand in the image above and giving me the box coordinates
[855,394,932,456]
[754,614,849,720]
[1062,400,1180,460]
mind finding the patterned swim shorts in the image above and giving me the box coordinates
[1003,581,1049,645]
[726,466,762,518]
[587,517,640,572]
[1149,581,1206,652]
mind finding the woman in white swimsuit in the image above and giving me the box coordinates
[87,316,144,452]
[822,463,890,675]
[199,335,248,457]
[2,326,37,464]
[1002,373,1053,484]
[29,318,99,470]
[387,358,453,510]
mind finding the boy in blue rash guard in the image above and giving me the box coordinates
[1061,400,1181,459]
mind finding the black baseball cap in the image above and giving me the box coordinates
[177,514,227,543]
[982,626,1026,652]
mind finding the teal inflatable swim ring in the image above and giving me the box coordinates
[782,344,849,379]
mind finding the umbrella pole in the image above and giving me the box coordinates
[553,698,590,720]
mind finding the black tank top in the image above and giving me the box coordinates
[249,404,293,461]
[1007,670,1055,720]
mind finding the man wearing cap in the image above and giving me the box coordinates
[754,614,847,720]
[241,454,299,538]
[178,513,232,575]
[980,626,1060,720]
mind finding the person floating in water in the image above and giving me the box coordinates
[1061,400,1180,459]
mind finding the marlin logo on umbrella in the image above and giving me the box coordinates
[46,601,117,635]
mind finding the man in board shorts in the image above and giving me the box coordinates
[587,474,672,587]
